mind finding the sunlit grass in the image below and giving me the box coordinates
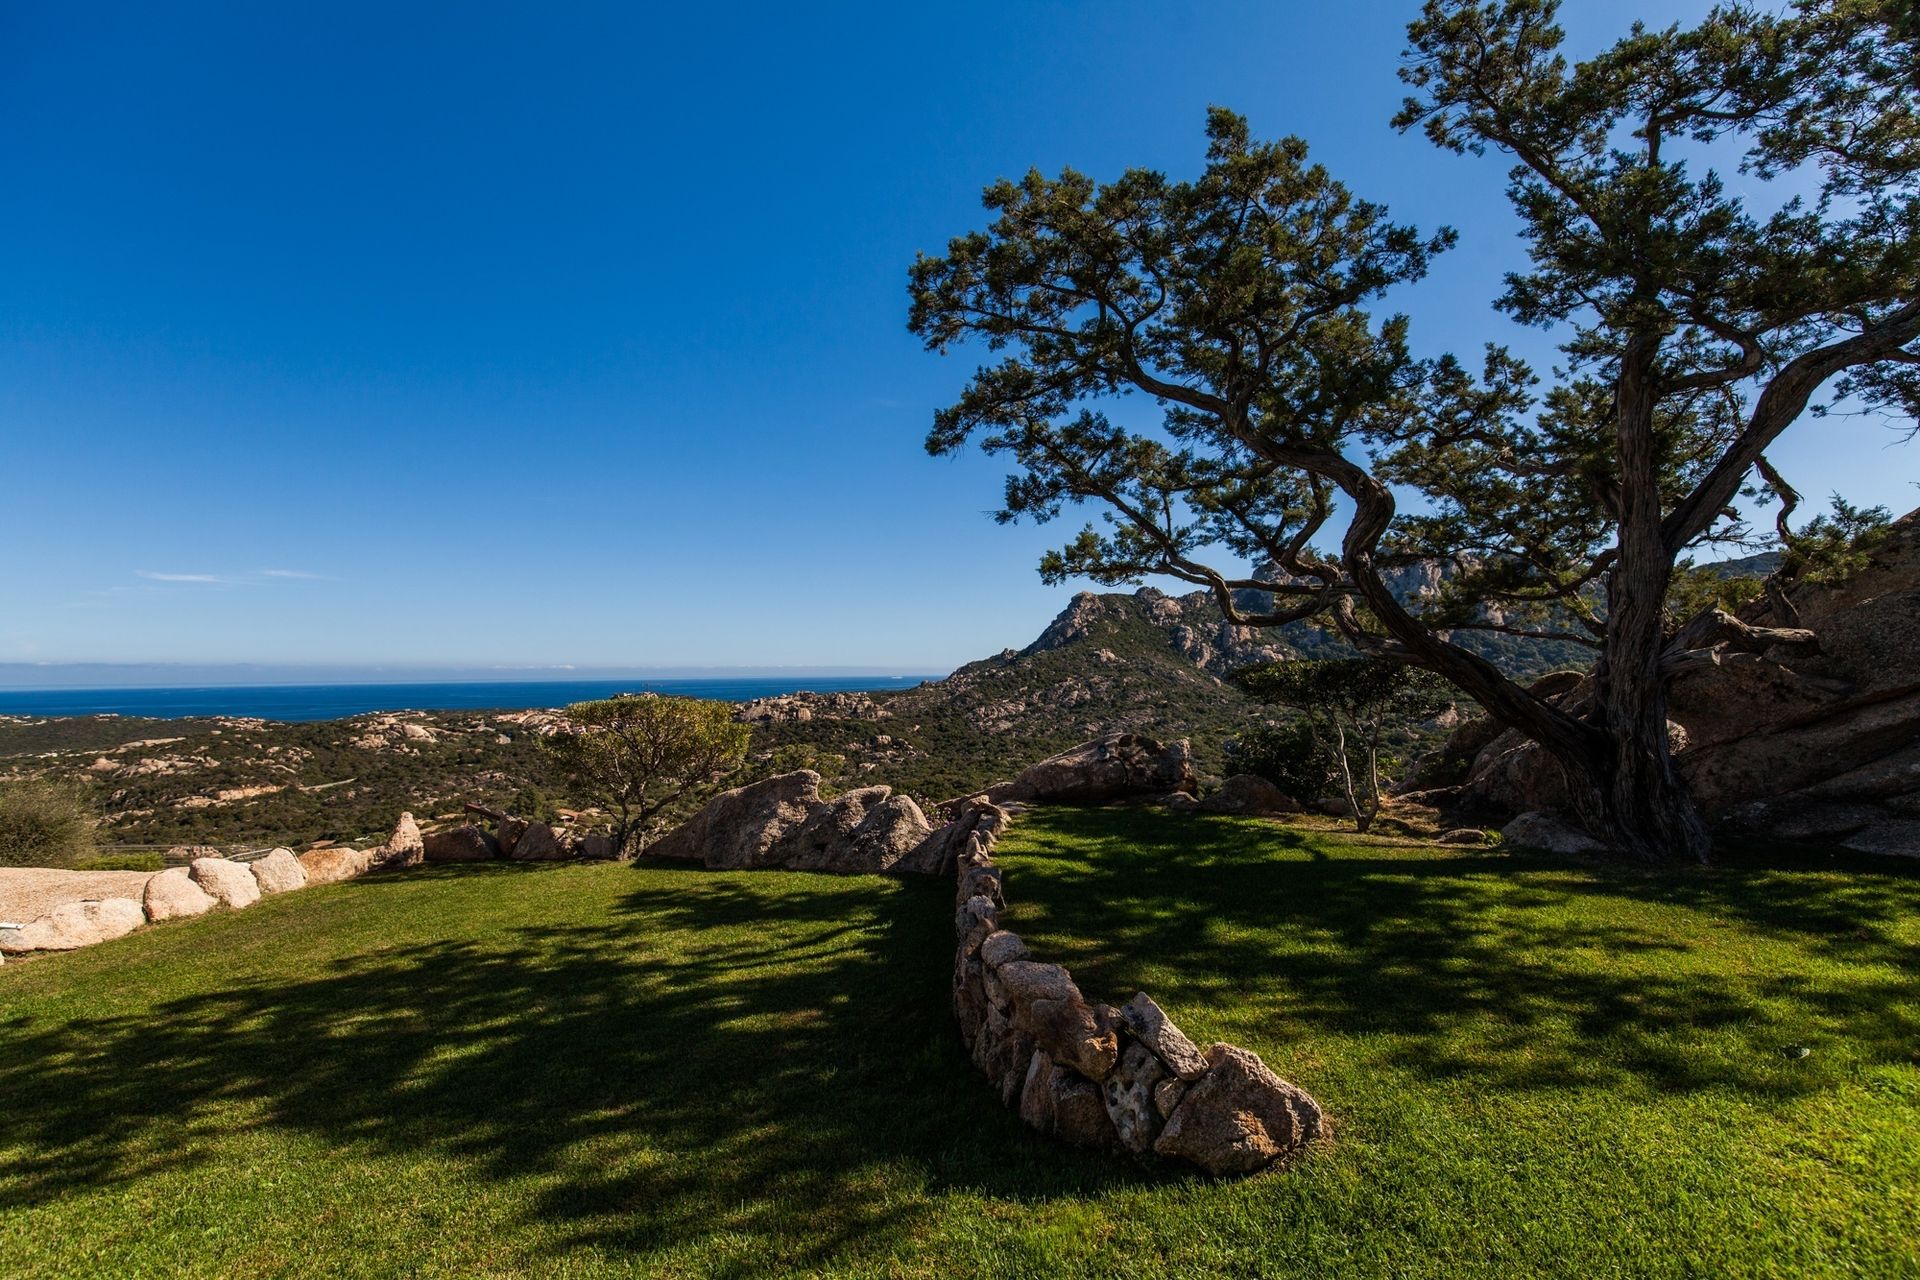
[1,811,1915,1278]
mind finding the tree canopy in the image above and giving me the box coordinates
[909,0,1918,863]
[542,694,749,854]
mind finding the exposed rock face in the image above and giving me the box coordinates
[732,691,888,724]
[189,857,261,909]
[1448,509,1920,851]
[0,897,147,953]
[982,733,1196,806]
[379,813,426,869]
[1153,1043,1325,1177]
[143,867,218,921]
[423,825,500,862]
[298,846,375,885]
[1115,992,1209,1082]
[646,771,935,873]
[1197,774,1300,816]
[249,848,308,894]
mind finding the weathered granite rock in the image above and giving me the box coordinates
[1051,1069,1122,1151]
[380,813,425,868]
[189,857,261,909]
[495,816,530,858]
[1438,827,1496,846]
[0,897,146,952]
[1501,811,1607,857]
[646,771,822,869]
[1841,819,1920,858]
[1116,992,1209,1081]
[983,733,1196,806]
[1153,1076,1188,1121]
[1198,774,1301,816]
[1103,1041,1169,1153]
[143,866,218,921]
[1154,1043,1323,1176]
[576,834,616,860]
[423,825,500,862]
[509,821,567,861]
[779,785,934,873]
[249,848,308,894]
[991,960,1081,1009]
[298,846,374,885]
[1016,997,1120,1082]
[971,1004,1036,1105]
[978,930,1030,968]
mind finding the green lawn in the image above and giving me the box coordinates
[1,811,1916,1278]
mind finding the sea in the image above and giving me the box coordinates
[0,676,940,723]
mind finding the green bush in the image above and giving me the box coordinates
[0,780,99,868]
[1225,721,1330,802]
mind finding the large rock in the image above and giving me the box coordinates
[1153,1043,1323,1176]
[1501,811,1607,857]
[0,897,147,953]
[1197,774,1301,816]
[189,857,261,909]
[983,733,1196,806]
[379,813,425,869]
[647,771,935,874]
[298,846,374,885]
[423,825,500,862]
[143,867,218,921]
[646,771,822,869]
[1014,996,1119,1082]
[249,848,308,895]
[508,821,567,861]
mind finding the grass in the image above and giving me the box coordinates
[1,810,1916,1277]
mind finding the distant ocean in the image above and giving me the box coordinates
[0,677,939,723]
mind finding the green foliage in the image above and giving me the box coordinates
[541,694,750,853]
[1225,721,1332,802]
[0,779,97,868]
[1235,659,1451,831]
[1783,495,1895,586]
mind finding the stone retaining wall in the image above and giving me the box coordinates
[946,795,1325,1177]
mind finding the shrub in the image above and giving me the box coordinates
[0,780,99,868]
[1226,721,1331,803]
[73,852,166,872]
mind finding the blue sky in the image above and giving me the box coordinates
[2,1,1912,673]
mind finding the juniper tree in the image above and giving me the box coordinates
[542,694,749,854]
[908,1,1917,864]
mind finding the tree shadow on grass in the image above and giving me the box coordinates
[997,809,1920,1100]
[0,865,1153,1275]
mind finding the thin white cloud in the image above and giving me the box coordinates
[260,568,329,580]
[137,571,227,584]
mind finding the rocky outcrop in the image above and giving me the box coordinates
[142,867,218,921]
[508,821,566,861]
[378,813,426,869]
[0,897,146,953]
[948,796,1325,1177]
[1501,811,1606,857]
[981,733,1196,806]
[1445,508,1920,853]
[645,771,935,874]
[732,691,889,725]
[249,848,308,895]
[189,857,261,909]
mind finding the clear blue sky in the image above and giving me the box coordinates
[2,1,1912,673]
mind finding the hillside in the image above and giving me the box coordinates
[1,579,1600,849]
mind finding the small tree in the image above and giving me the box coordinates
[0,779,98,868]
[541,694,749,855]
[1235,660,1450,832]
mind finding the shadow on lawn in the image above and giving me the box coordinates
[0,865,1148,1274]
[999,809,1920,1099]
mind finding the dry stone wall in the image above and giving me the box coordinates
[944,792,1324,1176]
